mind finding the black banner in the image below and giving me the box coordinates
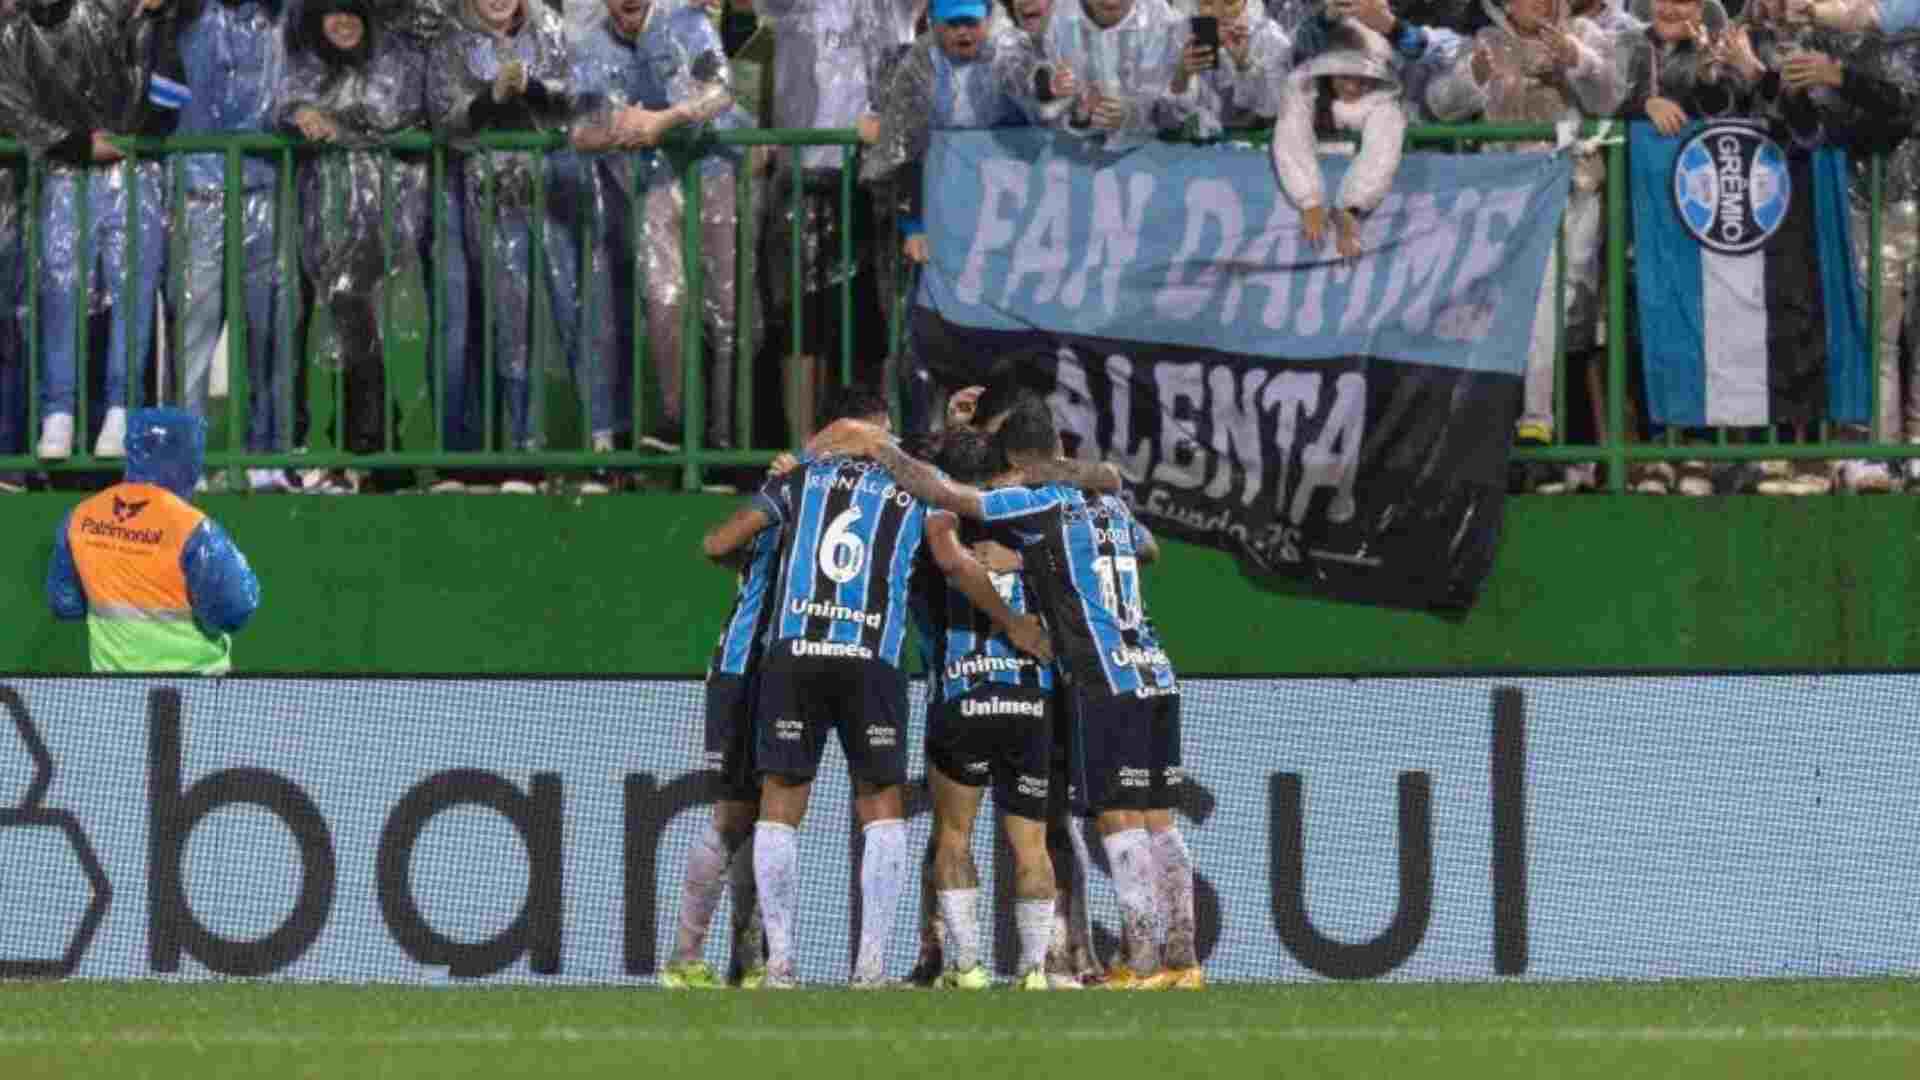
[914,310,1523,616]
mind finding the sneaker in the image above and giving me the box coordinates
[1674,460,1714,497]
[1045,973,1086,990]
[311,469,362,495]
[247,468,296,493]
[1015,968,1049,991]
[499,475,540,495]
[94,407,127,458]
[1838,459,1896,494]
[578,476,613,495]
[639,432,682,454]
[1515,419,1553,445]
[0,473,26,494]
[659,960,724,990]
[1759,463,1832,496]
[1097,965,1144,990]
[1629,462,1674,495]
[758,968,799,989]
[937,965,990,991]
[36,413,74,460]
[1536,462,1597,495]
[736,964,768,991]
[428,477,468,494]
[848,974,903,990]
[906,952,944,989]
[1137,965,1206,990]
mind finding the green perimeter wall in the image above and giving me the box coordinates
[3,493,1917,674]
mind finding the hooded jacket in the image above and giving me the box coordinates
[282,0,430,287]
[1270,20,1406,214]
[0,0,183,166]
[47,407,261,674]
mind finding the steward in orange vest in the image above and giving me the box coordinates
[46,408,260,673]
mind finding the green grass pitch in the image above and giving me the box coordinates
[3,979,1918,1078]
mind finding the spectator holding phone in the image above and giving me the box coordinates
[1043,0,1205,147]
[1186,0,1294,134]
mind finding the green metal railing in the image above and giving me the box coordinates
[0,124,1899,493]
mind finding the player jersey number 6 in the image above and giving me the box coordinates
[820,507,867,584]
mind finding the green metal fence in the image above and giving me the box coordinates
[0,124,1899,493]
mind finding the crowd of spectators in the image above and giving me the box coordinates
[0,0,1915,494]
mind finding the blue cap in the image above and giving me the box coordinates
[932,0,988,21]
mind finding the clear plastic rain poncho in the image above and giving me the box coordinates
[1616,0,1752,120]
[171,0,295,452]
[0,0,179,424]
[1426,0,1625,435]
[862,32,1027,199]
[0,81,20,462]
[570,0,753,447]
[1263,0,1473,122]
[281,0,432,454]
[1788,30,1920,440]
[1426,0,1624,126]
[428,0,586,450]
[991,9,1077,123]
[1270,21,1406,216]
[754,0,922,172]
[1187,0,1292,135]
[1042,0,1201,148]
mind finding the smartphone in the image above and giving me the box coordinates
[1191,15,1220,63]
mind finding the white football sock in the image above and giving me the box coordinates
[670,822,732,965]
[937,888,981,972]
[1151,827,1197,969]
[753,821,799,978]
[1102,828,1158,973]
[1015,898,1053,974]
[853,819,908,983]
[1064,817,1098,964]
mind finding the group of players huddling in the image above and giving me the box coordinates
[666,382,1199,990]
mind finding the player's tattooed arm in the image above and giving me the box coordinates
[971,540,1022,574]
[701,505,772,563]
[928,514,1054,663]
[807,419,991,518]
[1020,457,1124,493]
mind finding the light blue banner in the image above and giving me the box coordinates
[917,129,1574,373]
[3,676,1919,984]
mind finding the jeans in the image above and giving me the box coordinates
[37,164,166,419]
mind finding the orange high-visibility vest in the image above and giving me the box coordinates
[67,482,231,673]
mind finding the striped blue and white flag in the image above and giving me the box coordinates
[1630,120,1868,428]
[147,73,192,112]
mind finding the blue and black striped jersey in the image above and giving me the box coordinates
[765,455,930,668]
[707,483,791,679]
[918,514,1055,703]
[979,485,1175,696]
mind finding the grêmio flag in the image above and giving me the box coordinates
[1630,120,1869,429]
[912,130,1572,615]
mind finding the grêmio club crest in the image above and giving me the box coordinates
[1672,121,1791,255]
